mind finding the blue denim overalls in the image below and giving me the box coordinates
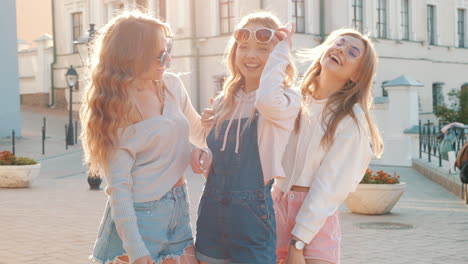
[195,111,276,264]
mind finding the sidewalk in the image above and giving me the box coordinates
[0,108,467,263]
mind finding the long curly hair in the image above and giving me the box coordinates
[80,11,172,175]
[299,28,383,157]
[214,11,297,135]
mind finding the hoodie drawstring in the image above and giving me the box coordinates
[220,98,242,152]
[234,101,245,153]
[220,93,246,153]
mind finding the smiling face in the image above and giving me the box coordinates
[235,23,276,85]
[320,35,365,83]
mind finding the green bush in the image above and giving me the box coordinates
[14,157,38,165]
[434,85,468,124]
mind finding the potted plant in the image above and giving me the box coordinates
[344,169,406,215]
[87,170,102,190]
[0,151,41,188]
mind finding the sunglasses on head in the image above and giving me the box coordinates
[156,37,173,67]
[234,28,276,44]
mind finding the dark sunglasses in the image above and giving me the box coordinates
[156,38,173,66]
[234,28,276,43]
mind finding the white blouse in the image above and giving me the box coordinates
[276,97,374,244]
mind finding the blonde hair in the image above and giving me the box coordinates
[80,11,172,175]
[299,28,383,157]
[214,11,297,135]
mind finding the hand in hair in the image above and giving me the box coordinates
[275,22,295,48]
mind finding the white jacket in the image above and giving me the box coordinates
[276,97,373,243]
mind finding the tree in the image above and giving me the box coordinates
[434,84,468,124]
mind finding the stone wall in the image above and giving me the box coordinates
[20,93,49,108]
[412,158,463,199]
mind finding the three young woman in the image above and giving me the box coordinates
[82,9,383,264]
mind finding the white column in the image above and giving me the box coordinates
[381,85,419,166]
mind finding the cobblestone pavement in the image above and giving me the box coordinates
[0,108,467,264]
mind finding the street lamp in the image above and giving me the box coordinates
[74,24,96,66]
[65,65,78,146]
[73,24,102,190]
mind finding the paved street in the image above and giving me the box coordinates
[0,108,467,264]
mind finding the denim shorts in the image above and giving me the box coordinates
[90,185,193,264]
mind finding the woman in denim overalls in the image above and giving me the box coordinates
[191,12,300,264]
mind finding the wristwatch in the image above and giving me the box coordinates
[290,239,305,251]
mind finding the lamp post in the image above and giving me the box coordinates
[74,24,96,66]
[73,24,102,190]
[65,65,78,146]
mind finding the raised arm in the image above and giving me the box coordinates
[255,40,301,130]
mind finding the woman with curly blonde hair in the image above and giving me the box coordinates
[81,11,206,264]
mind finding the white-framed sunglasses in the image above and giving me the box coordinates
[234,28,276,43]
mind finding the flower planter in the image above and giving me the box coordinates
[344,182,406,215]
[0,164,41,188]
[87,176,102,190]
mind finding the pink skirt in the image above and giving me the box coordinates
[273,187,341,264]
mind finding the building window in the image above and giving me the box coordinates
[401,0,410,40]
[427,5,435,45]
[72,12,82,53]
[219,0,234,34]
[458,9,465,48]
[432,82,444,110]
[352,0,364,32]
[376,0,387,38]
[292,0,305,33]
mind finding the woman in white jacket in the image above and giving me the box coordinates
[274,28,383,264]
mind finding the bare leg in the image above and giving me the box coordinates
[110,255,130,264]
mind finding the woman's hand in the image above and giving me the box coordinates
[190,148,212,177]
[275,22,296,48]
[132,255,154,264]
[285,245,306,264]
[201,97,216,129]
[201,108,215,129]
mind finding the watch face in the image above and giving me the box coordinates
[295,240,305,250]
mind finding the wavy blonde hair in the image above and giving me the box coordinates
[299,28,383,157]
[214,11,297,135]
[80,11,172,175]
